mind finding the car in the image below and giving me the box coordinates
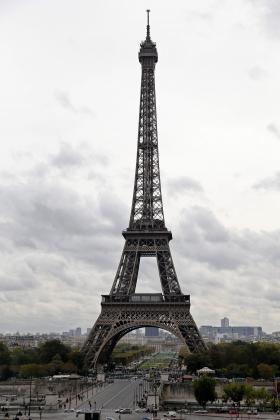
[247,409,258,415]
[135,408,146,413]
[194,410,208,414]
[76,409,91,414]
[115,409,121,413]
[164,412,177,417]
[120,408,132,414]
[64,408,75,412]
[106,417,117,420]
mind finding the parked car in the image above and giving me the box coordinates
[164,411,177,417]
[120,408,132,414]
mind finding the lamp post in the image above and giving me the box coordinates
[153,379,160,418]
[153,383,158,418]
[139,382,143,400]
[28,376,32,417]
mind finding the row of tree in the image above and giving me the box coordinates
[111,343,154,366]
[0,340,83,380]
[0,340,153,379]
[179,341,280,379]
[193,376,280,410]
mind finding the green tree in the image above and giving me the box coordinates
[254,387,271,410]
[10,348,38,365]
[223,383,245,403]
[19,363,47,378]
[0,343,12,380]
[257,363,274,379]
[185,353,211,373]
[0,343,11,365]
[69,350,84,371]
[244,384,256,406]
[47,354,64,375]
[38,340,70,363]
[193,376,217,408]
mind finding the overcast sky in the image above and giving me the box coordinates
[0,0,280,334]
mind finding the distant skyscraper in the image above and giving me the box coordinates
[221,317,230,328]
[145,327,159,337]
[75,327,82,337]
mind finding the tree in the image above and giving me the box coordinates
[19,364,47,378]
[254,387,271,410]
[69,350,84,371]
[38,340,70,363]
[0,343,12,380]
[0,343,11,365]
[185,353,211,373]
[193,376,217,408]
[244,384,256,406]
[223,383,245,403]
[257,363,274,379]
[47,354,64,375]
[10,348,38,365]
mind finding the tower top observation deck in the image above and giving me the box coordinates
[139,10,158,64]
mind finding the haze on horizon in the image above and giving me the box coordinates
[0,0,280,334]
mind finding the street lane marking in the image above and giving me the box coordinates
[102,380,137,408]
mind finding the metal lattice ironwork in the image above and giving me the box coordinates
[82,12,206,369]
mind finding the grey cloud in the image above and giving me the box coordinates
[253,171,280,191]
[186,11,212,21]
[166,176,203,196]
[261,0,280,38]
[176,206,280,271]
[248,66,267,80]
[267,123,280,140]
[0,276,36,292]
[170,206,280,331]
[49,142,109,171]
[55,90,94,116]
[50,142,84,168]
[0,151,128,332]
[0,151,126,271]
[176,206,242,270]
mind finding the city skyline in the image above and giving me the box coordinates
[0,1,280,333]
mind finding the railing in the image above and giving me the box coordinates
[102,294,190,304]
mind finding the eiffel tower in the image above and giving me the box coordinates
[83,11,206,369]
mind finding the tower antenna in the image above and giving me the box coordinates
[146,9,151,40]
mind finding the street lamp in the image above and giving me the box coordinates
[153,382,158,418]
[139,382,143,401]
[28,376,32,416]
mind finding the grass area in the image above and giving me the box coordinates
[139,352,176,369]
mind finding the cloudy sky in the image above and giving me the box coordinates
[0,0,280,334]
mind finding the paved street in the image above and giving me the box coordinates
[78,379,140,410]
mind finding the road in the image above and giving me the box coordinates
[78,379,142,410]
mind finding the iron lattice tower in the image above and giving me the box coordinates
[83,11,206,369]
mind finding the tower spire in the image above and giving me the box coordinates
[146,9,151,41]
